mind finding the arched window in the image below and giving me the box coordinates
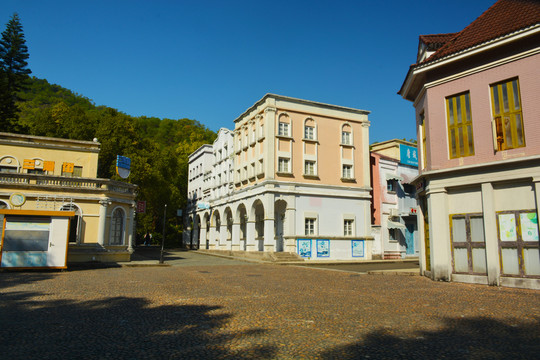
[341,123,353,145]
[304,118,316,140]
[110,207,125,245]
[0,200,9,209]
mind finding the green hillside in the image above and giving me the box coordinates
[14,76,217,246]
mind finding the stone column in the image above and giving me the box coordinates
[231,221,241,251]
[192,217,200,249]
[284,195,297,252]
[263,194,275,252]
[219,223,228,250]
[97,200,109,246]
[200,225,208,250]
[427,188,451,281]
[127,204,135,252]
[481,182,500,286]
[246,220,256,251]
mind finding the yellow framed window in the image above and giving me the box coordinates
[490,78,525,151]
[446,92,474,158]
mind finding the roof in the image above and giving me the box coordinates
[233,93,370,123]
[422,0,540,64]
[419,33,457,52]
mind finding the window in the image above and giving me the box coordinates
[278,158,290,173]
[403,184,416,195]
[304,125,314,140]
[497,210,539,277]
[446,92,474,158]
[450,214,486,274]
[304,160,316,176]
[344,219,354,236]
[387,179,396,192]
[305,218,316,236]
[342,165,353,179]
[278,122,290,136]
[341,130,351,145]
[0,166,17,173]
[110,208,125,245]
[491,78,525,151]
[389,228,398,241]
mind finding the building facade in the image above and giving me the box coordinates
[0,132,137,263]
[399,0,540,289]
[370,140,419,259]
[186,94,373,260]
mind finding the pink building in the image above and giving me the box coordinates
[399,0,540,289]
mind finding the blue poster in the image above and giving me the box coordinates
[351,240,365,257]
[400,144,418,167]
[317,239,330,257]
[297,239,312,258]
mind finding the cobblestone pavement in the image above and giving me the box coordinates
[1,261,539,359]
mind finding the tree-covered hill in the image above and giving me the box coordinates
[14,75,217,246]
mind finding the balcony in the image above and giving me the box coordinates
[0,172,137,195]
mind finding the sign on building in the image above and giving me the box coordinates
[400,144,418,167]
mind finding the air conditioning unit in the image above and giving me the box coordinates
[389,208,399,217]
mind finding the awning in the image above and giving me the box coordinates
[385,173,403,181]
[388,221,406,229]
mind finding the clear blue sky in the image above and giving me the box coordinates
[2,0,496,143]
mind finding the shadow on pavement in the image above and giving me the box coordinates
[320,316,540,359]
[0,290,276,359]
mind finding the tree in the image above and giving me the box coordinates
[0,13,31,132]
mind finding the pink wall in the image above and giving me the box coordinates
[370,153,381,225]
[423,53,540,172]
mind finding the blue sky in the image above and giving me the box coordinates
[2,0,496,143]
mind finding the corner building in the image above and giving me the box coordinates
[188,94,373,260]
[399,0,540,289]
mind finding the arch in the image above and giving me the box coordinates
[109,206,126,245]
[251,200,265,251]
[0,200,10,209]
[341,122,353,145]
[224,207,233,242]
[236,203,248,250]
[0,155,20,173]
[60,203,83,244]
[304,117,317,140]
[203,212,211,249]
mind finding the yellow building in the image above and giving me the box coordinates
[0,132,137,264]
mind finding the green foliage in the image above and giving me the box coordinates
[12,76,217,246]
[0,13,31,132]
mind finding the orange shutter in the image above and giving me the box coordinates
[43,161,55,172]
[62,162,74,173]
[23,159,35,169]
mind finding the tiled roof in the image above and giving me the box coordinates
[419,33,458,52]
[421,0,540,64]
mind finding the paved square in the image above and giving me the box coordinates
[1,260,539,359]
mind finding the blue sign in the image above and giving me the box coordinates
[116,155,131,170]
[400,144,418,167]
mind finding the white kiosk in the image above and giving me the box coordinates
[0,209,74,269]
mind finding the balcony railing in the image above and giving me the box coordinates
[0,172,137,195]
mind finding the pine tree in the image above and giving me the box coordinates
[0,13,31,132]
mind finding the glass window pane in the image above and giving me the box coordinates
[456,96,462,124]
[504,117,513,148]
[520,212,539,242]
[450,129,456,158]
[467,125,474,154]
[515,114,524,147]
[492,86,500,115]
[448,98,454,125]
[452,218,466,243]
[502,83,509,113]
[472,248,487,274]
[512,80,520,110]
[498,214,517,241]
[465,93,471,122]
[523,248,540,276]
[470,217,485,243]
[458,127,464,155]
[501,248,520,275]
[454,248,469,273]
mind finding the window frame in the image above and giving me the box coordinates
[277,157,290,173]
[344,219,354,236]
[305,218,316,236]
[450,213,487,275]
[109,207,126,245]
[304,160,316,176]
[490,78,525,151]
[446,91,474,159]
[278,122,290,137]
[342,164,353,179]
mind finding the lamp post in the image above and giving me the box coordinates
[160,204,167,264]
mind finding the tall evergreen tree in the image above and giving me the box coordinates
[0,13,31,132]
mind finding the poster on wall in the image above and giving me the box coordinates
[317,239,330,257]
[351,240,365,257]
[297,239,312,258]
[498,214,517,242]
[520,212,539,242]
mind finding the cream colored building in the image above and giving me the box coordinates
[187,94,373,260]
[0,132,137,263]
